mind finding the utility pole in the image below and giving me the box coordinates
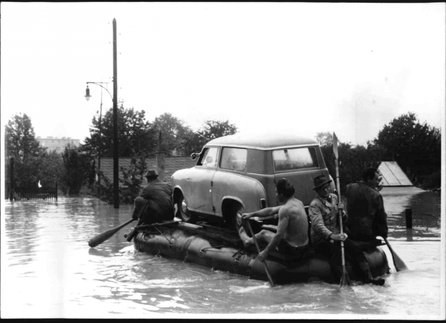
[113,18,119,208]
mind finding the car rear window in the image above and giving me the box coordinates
[220,147,247,172]
[273,147,319,171]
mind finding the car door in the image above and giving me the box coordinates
[185,146,219,215]
[211,146,249,216]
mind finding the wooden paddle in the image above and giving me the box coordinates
[383,236,408,272]
[245,219,275,287]
[333,132,351,286]
[88,218,135,248]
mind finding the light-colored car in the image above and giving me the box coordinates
[171,132,335,231]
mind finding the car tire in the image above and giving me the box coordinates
[231,203,244,233]
[176,193,196,223]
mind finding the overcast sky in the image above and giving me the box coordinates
[1,2,445,147]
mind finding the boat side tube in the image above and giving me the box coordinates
[134,227,389,284]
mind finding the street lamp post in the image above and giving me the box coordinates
[84,18,119,208]
[85,81,109,194]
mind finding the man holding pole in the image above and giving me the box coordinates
[309,174,385,285]
[327,133,385,286]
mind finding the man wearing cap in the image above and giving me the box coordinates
[131,168,174,224]
[309,174,385,285]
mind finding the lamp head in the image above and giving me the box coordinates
[85,85,91,101]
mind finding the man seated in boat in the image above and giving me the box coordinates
[131,168,175,225]
[241,178,311,261]
[309,174,385,285]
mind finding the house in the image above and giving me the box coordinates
[37,136,80,152]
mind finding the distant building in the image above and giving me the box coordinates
[37,136,80,152]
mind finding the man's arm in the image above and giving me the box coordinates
[309,202,332,240]
[257,211,288,261]
[374,194,388,238]
[242,206,281,220]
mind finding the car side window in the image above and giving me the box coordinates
[273,147,318,171]
[198,147,219,168]
[220,147,247,172]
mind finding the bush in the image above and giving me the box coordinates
[419,170,441,190]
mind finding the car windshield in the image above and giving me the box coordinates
[273,147,318,171]
[198,147,219,168]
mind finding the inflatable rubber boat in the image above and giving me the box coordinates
[132,221,389,284]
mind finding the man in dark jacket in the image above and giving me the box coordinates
[132,169,174,224]
[345,168,388,241]
[310,174,385,285]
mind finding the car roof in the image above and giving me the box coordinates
[205,132,318,150]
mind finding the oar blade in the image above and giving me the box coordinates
[391,249,409,271]
[88,218,135,248]
[383,237,408,272]
[332,132,339,160]
[88,229,116,248]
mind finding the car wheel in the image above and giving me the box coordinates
[177,193,195,223]
[231,203,244,233]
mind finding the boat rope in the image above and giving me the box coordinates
[232,249,245,265]
[154,226,173,245]
[199,245,227,258]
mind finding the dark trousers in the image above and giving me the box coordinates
[315,239,367,280]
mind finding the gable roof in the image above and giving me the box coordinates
[97,156,196,186]
[378,161,413,187]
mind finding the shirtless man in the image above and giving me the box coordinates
[241,178,310,262]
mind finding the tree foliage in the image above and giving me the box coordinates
[83,105,157,158]
[196,120,238,149]
[4,113,46,190]
[61,144,93,194]
[320,142,385,195]
[39,150,65,189]
[315,132,333,146]
[152,113,195,156]
[374,112,441,187]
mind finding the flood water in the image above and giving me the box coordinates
[1,189,444,319]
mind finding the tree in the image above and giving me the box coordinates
[61,143,93,194]
[39,150,64,189]
[152,113,195,156]
[83,104,157,158]
[4,113,46,190]
[119,156,148,203]
[196,120,238,147]
[320,140,385,195]
[315,132,333,146]
[374,112,441,187]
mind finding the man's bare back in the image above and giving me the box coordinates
[279,197,308,247]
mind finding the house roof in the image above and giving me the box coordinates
[378,161,413,187]
[97,156,196,185]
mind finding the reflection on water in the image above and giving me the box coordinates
[381,189,442,240]
[1,194,444,319]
